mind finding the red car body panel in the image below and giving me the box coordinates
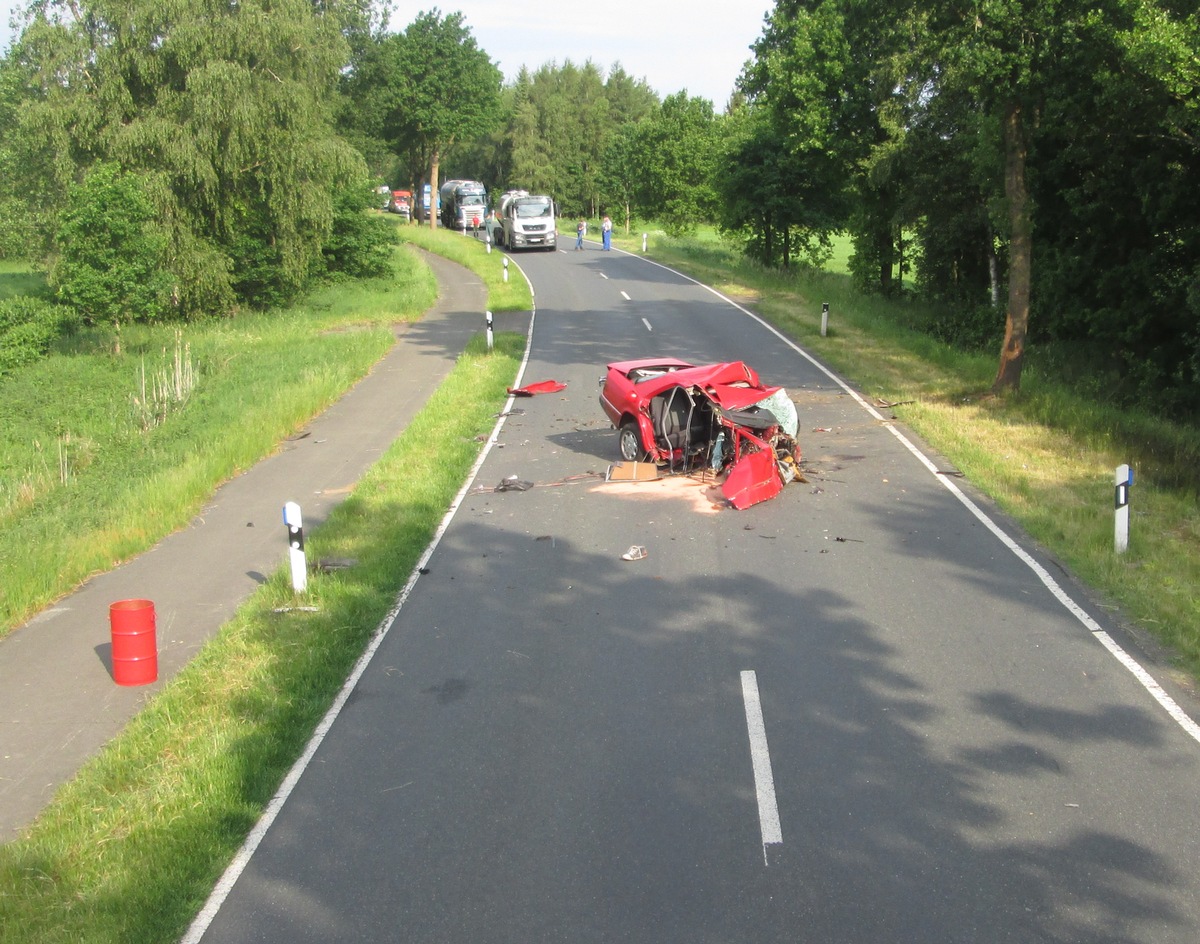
[720,447,783,509]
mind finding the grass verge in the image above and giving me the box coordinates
[390,219,534,313]
[0,332,523,944]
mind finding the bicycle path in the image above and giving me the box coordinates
[0,251,525,840]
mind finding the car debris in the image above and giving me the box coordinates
[508,380,567,396]
[598,357,801,509]
[605,461,662,482]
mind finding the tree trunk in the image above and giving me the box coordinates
[428,149,440,230]
[878,224,894,296]
[988,234,1000,307]
[994,101,1031,393]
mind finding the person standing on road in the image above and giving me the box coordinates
[601,215,612,251]
[576,218,586,250]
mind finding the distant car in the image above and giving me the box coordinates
[597,357,801,508]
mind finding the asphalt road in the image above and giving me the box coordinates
[189,239,1200,943]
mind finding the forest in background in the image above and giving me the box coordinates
[1,0,1198,415]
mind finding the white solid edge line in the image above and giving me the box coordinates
[626,249,1200,748]
[741,670,783,864]
[182,276,541,944]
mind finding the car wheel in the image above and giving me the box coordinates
[619,420,644,462]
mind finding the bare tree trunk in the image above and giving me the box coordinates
[994,101,1031,393]
[878,224,894,296]
[428,149,440,230]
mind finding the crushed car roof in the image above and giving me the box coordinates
[606,359,782,411]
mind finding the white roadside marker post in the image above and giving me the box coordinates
[486,310,494,353]
[821,302,830,337]
[502,257,509,282]
[642,233,648,252]
[1115,464,1133,554]
[283,501,307,593]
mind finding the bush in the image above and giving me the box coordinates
[320,184,399,280]
[50,164,173,327]
[0,296,77,376]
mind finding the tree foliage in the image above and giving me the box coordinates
[734,0,1200,410]
[9,0,369,315]
[51,162,172,326]
[346,9,502,225]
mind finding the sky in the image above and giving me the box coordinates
[398,1,773,107]
[0,1,774,107]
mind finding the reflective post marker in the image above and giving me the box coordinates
[502,257,508,282]
[485,233,491,254]
[642,233,648,252]
[283,501,307,593]
[1115,464,1133,554]
[821,302,830,337]
[485,310,494,352]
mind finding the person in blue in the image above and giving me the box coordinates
[601,215,612,251]
[575,218,585,250]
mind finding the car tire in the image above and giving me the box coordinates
[619,420,644,462]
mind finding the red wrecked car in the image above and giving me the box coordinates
[598,357,801,509]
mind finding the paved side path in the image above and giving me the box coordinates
[0,252,521,840]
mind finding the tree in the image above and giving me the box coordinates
[50,162,172,330]
[0,54,38,258]
[353,10,502,228]
[732,2,861,266]
[12,0,367,314]
[622,92,721,233]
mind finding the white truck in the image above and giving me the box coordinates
[487,190,557,251]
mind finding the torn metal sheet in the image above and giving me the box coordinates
[722,449,784,510]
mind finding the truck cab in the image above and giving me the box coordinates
[491,190,557,251]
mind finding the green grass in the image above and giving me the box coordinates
[390,218,534,313]
[0,250,438,635]
[0,333,523,944]
[0,261,45,301]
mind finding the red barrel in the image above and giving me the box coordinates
[109,599,158,686]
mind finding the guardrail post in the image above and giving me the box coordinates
[283,501,307,593]
[1115,464,1133,553]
